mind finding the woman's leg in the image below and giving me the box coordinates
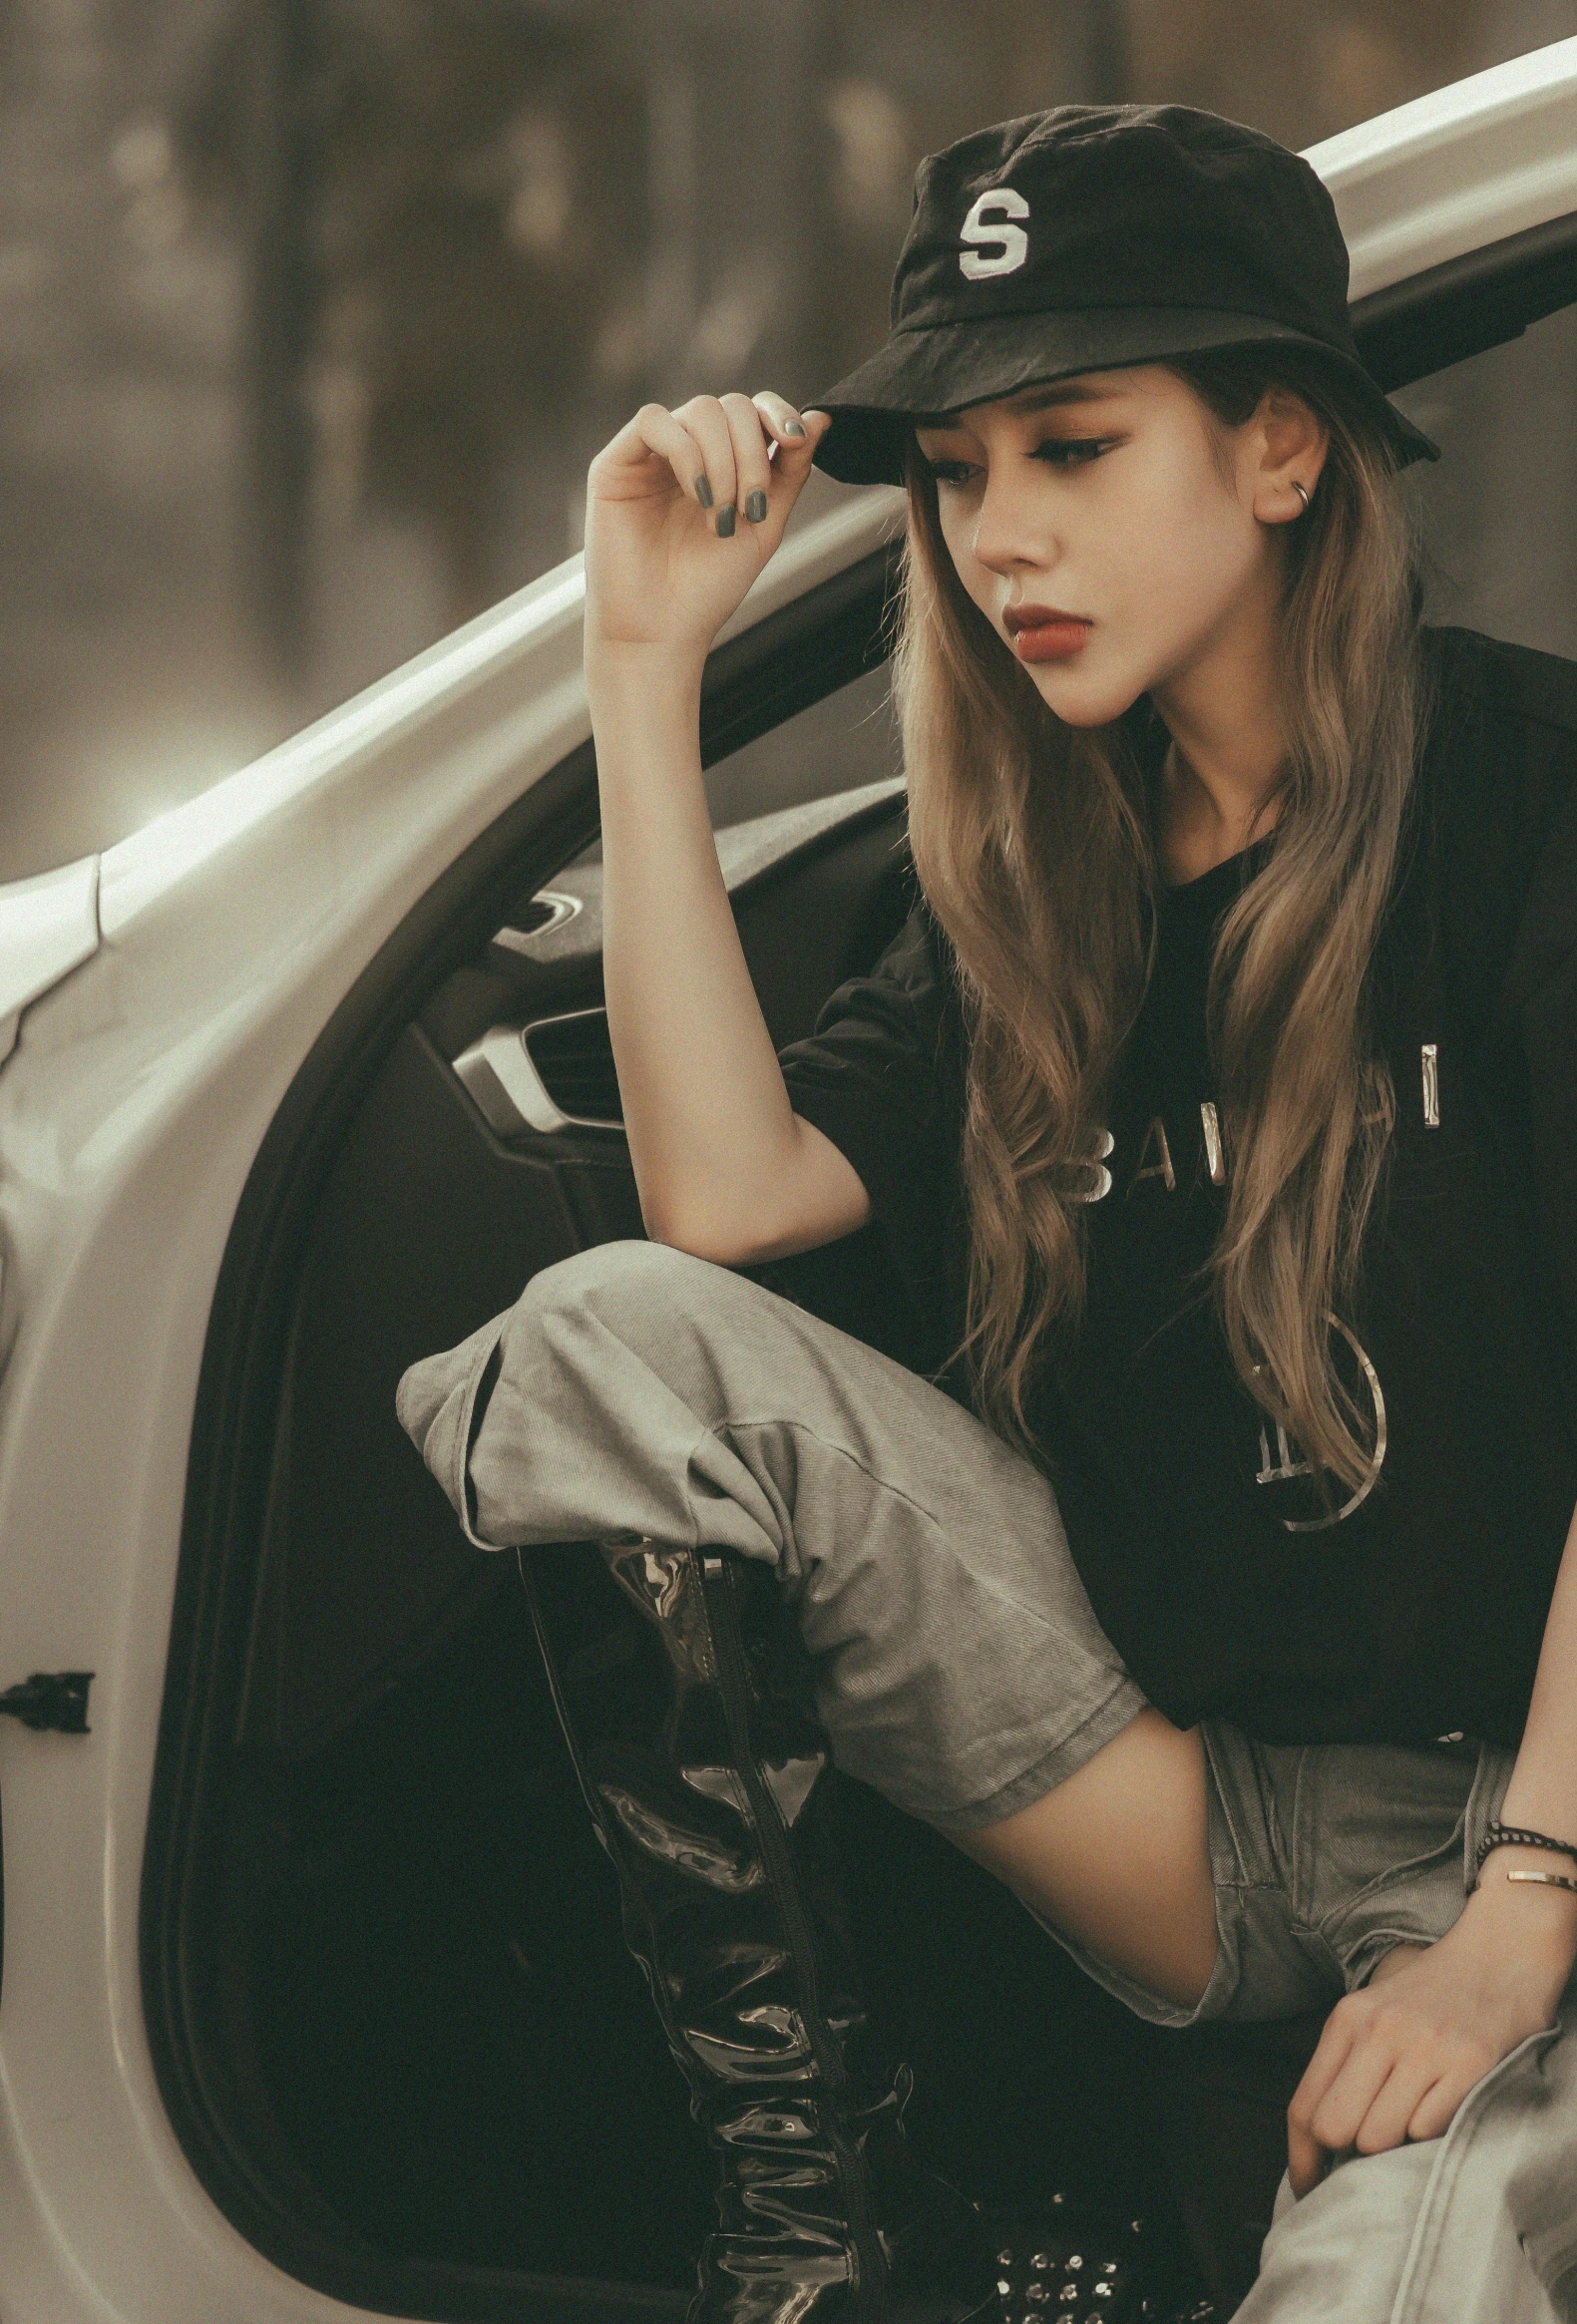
[948,1711,1219,2010]
[397,1236,1219,2011]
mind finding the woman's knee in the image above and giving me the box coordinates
[522,1236,712,1321]
[517,1239,764,1366]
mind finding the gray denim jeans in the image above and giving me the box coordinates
[396,1240,1577,2322]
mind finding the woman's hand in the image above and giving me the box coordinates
[584,391,833,670]
[1286,1869,1577,2195]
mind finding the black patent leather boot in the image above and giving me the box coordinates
[519,1534,998,2323]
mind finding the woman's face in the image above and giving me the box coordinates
[912,364,1327,729]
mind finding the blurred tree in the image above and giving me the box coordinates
[237,0,316,679]
[177,0,650,653]
[1125,0,1482,146]
[638,0,838,412]
[0,0,1568,887]
[812,0,1132,383]
[169,0,1495,682]
[1066,0,1131,103]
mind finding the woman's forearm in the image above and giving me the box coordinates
[591,643,870,1262]
[1498,1498,1577,1848]
[1462,1497,1577,1983]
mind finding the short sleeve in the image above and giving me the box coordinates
[777,899,968,1337]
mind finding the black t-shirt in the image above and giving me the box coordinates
[778,624,1577,1749]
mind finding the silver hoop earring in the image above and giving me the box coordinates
[1291,480,1311,516]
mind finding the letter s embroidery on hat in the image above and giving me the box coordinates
[960,187,1029,280]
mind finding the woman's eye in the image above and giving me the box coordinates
[1034,437,1109,466]
[923,439,1110,486]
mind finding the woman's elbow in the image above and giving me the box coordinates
[639,1193,766,1268]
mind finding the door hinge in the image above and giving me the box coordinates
[0,1672,93,1734]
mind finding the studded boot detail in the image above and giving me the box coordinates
[520,1534,998,2323]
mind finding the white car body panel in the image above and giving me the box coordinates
[1312,32,1577,293]
[0,37,1573,2321]
[0,487,903,2324]
[0,855,99,1070]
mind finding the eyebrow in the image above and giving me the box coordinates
[910,381,1125,428]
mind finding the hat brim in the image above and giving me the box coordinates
[809,305,1440,484]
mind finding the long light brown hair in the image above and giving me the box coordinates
[892,346,1437,1497]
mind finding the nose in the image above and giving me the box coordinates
[969,461,1049,579]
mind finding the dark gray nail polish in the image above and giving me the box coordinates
[716,504,736,538]
[695,473,713,508]
[745,489,768,524]
[783,418,806,438]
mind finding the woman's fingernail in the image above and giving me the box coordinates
[783,418,806,439]
[745,489,768,524]
[716,504,736,538]
[695,473,713,509]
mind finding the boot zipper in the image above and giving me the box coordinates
[701,1554,890,2315]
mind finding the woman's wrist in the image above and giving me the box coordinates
[1464,1848,1577,1970]
[1475,1819,1577,1889]
[586,632,709,707]
[587,642,709,801]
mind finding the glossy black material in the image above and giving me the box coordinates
[521,1536,998,2322]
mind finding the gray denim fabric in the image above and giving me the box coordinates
[1036,1725,1516,2031]
[1238,2003,1577,2324]
[1047,1727,1577,2321]
[396,1238,1149,1828]
[396,1239,1577,2322]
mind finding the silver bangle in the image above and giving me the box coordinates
[1502,1868,1577,1896]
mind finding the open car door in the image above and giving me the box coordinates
[0,38,1576,2324]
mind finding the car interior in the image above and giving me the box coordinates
[142,217,1577,2324]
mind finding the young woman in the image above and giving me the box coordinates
[399,104,1577,2322]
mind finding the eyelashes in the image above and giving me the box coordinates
[1035,437,1112,469]
[922,438,1112,486]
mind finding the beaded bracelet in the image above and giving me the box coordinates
[1474,1820,1577,1880]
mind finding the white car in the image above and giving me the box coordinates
[3,39,1577,2324]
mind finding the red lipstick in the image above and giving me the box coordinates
[1003,600,1090,661]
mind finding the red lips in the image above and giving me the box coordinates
[1002,601,1087,631]
[1003,601,1091,661]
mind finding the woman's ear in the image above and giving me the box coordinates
[1255,386,1330,519]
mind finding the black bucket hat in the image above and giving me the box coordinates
[810,102,1441,486]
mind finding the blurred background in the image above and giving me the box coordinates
[2,0,1576,882]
